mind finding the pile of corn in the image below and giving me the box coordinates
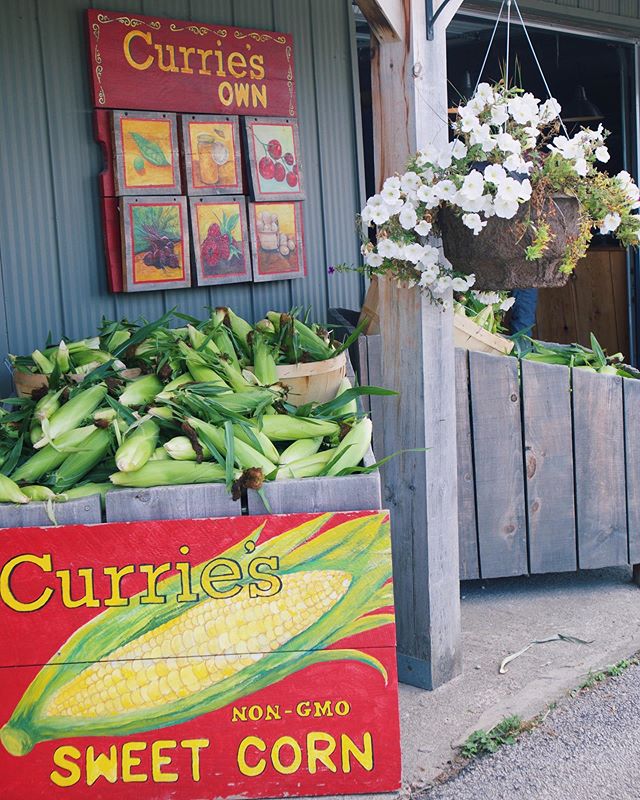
[0,308,385,505]
[515,334,640,378]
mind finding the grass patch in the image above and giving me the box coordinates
[460,715,523,758]
[572,657,638,696]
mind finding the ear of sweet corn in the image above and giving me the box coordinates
[115,420,159,473]
[163,436,204,461]
[35,385,107,448]
[187,417,277,475]
[20,485,58,502]
[0,513,391,754]
[109,460,227,487]
[51,428,113,493]
[279,437,323,465]
[0,474,30,504]
[10,425,97,484]
[119,375,163,408]
[257,415,340,442]
[324,418,372,476]
[232,423,280,464]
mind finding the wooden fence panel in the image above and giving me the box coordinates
[624,377,640,564]
[455,348,479,580]
[521,360,577,573]
[573,369,627,568]
[469,351,528,578]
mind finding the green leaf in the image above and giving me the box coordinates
[1,435,24,477]
[131,132,170,167]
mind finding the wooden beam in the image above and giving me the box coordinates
[355,0,405,42]
[371,0,464,689]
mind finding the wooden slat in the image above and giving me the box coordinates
[104,484,240,522]
[247,450,381,515]
[0,496,102,529]
[521,360,577,573]
[572,369,627,568]
[469,351,527,578]
[624,377,640,565]
[535,279,578,343]
[609,248,630,361]
[366,333,384,454]
[455,348,479,580]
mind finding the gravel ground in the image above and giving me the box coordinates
[420,661,640,800]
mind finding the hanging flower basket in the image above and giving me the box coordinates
[439,193,580,290]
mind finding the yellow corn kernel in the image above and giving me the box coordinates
[43,570,350,719]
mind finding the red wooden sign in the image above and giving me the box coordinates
[87,10,296,117]
[0,511,401,799]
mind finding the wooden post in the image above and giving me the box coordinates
[357,0,464,688]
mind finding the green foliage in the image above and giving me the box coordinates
[460,715,523,758]
[525,222,552,261]
[132,205,180,254]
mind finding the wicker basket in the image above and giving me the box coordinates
[274,352,347,406]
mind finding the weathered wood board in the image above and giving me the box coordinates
[0,496,102,529]
[521,360,577,573]
[573,369,628,569]
[455,349,479,580]
[105,484,241,522]
[0,512,401,799]
[625,377,640,565]
[469,351,527,578]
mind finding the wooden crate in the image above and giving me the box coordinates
[454,311,514,355]
[246,449,381,515]
[104,483,241,522]
[0,495,102,529]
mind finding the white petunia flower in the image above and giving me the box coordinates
[365,251,384,268]
[484,164,507,185]
[371,206,391,225]
[600,212,622,234]
[472,290,501,305]
[454,193,484,213]
[414,220,433,236]
[573,158,588,177]
[377,238,399,258]
[496,132,522,154]
[496,177,522,203]
[503,154,529,174]
[539,98,561,123]
[435,180,457,201]
[467,96,486,116]
[462,213,487,235]
[490,103,509,126]
[460,170,485,200]
[361,206,374,225]
[476,83,495,104]
[417,184,440,208]
[419,245,440,268]
[404,242,426,264]
[452,276,472,291]
[517,179,533,201]
[500,296,516,311]
[381,185,401,204]
[493,196,519,219]
[401,171,422,193]
[595,145,610,163]
[418,267,438,287]
[616,170,633,188]
[470,124,496,151]
[398,202,418,230]
[382,175,401,191]
[451,139,468,160]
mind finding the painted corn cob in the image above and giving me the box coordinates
[0,513,393,755]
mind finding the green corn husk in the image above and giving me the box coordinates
[221,307,252,358]
[119,375,163,407]
[147,406,174,421]
[163,436,205,461]
[36,385,107,447]
[256,415,340,442]
[31,350,54,375]
[212,325,241,370]
[156,373,192,400]
[72,349,114,367]
[51,428,113,493]
[255,318,276,335]
[0,474,31,504]
[325,418,372,476]
[276,449,336,480]
[104,329,131,353]
[279,437,323,465]
[109,461,227,488]
[187,417,277,474]
[94,408,117,424]
[149,446,170,461]
[187,325,220,357]
[11,426,97,484]
[252,334,278,385]
[115,420,159,473]
[29,422,43,446]
[292,319,336,361]
[232,424,280,463]
[266,311,283,332]
[21,485,58,502]
[34,390,63,423]
[57,482,114,502]
[215,358,252,393]
[55,341,70,373]
[334,377,358,417]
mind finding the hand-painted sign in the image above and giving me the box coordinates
[0,511,400,799]
[87,10,296,117]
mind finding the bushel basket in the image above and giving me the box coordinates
[440,193,580,290]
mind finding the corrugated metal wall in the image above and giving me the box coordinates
[0,0,365,394]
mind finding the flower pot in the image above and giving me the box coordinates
[440,194,581,290]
